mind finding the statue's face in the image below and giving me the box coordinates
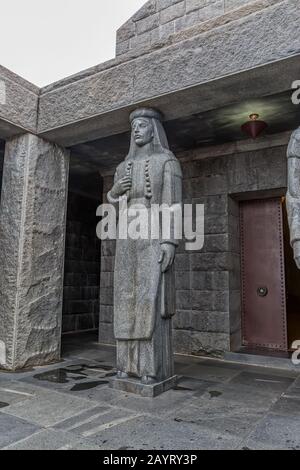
[132,118,154,147]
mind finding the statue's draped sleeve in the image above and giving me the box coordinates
[107,166,120,206]
[160,159,183,247]
[286,128,300,259]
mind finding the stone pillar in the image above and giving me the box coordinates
[0,134,69,370]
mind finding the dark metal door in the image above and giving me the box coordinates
[240,198,287,351]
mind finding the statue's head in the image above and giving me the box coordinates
[128,108,168,154]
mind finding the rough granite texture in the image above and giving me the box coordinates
[99,141,287,356]
[0,65,39,136]
[39,0,283,95]
[37,0,300,136]
[115,0,278,57]
[0,134,69,370]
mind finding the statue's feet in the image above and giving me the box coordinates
[141,375,157,385]
[117,371,128,379]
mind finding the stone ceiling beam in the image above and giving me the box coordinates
[0,66,39,139]
[39,55,300,147]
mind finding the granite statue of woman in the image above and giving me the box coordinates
[287,126,300,269]
[107,108,182,391]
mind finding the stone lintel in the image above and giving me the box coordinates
[38,54,300,148]
[0,118,27,140]
[0,66,39,138]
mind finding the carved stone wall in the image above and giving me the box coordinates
[116,0,274,56]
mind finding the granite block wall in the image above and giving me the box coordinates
[98,141,287,356]
[0,143,4,196]
[116,0,266,56]
[63,192,101,334]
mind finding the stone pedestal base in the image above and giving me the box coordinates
[110,375,178,398]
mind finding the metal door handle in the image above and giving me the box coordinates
[257,287,268,297]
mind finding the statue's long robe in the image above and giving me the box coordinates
[287,128,300,255]
[108,152,182,380]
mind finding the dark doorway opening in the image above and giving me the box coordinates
[62,164,102,337]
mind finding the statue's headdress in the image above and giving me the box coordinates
[129,108,163,123]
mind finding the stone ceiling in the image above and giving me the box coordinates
[69,90,299,175]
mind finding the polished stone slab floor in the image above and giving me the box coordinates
[0,331,299,450]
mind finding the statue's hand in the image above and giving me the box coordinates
[111,176,132,198]
[159,243,176,273]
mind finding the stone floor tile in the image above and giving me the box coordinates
[191,381,279,410]
[3,428,101,450]
[0,413,41,449]
[66,384,130,405]
[54,405,140,438]
[171,398,266,438]
[246,413,300,450]
[0,381,38,407]
[78,414,242,450]
[228,370,294,393]
[269,396,300,417]
[182,363,241,383]
[238,439,282,450]
[2,385,99,427]
[21,362,114,393]
[53,405,111,431]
